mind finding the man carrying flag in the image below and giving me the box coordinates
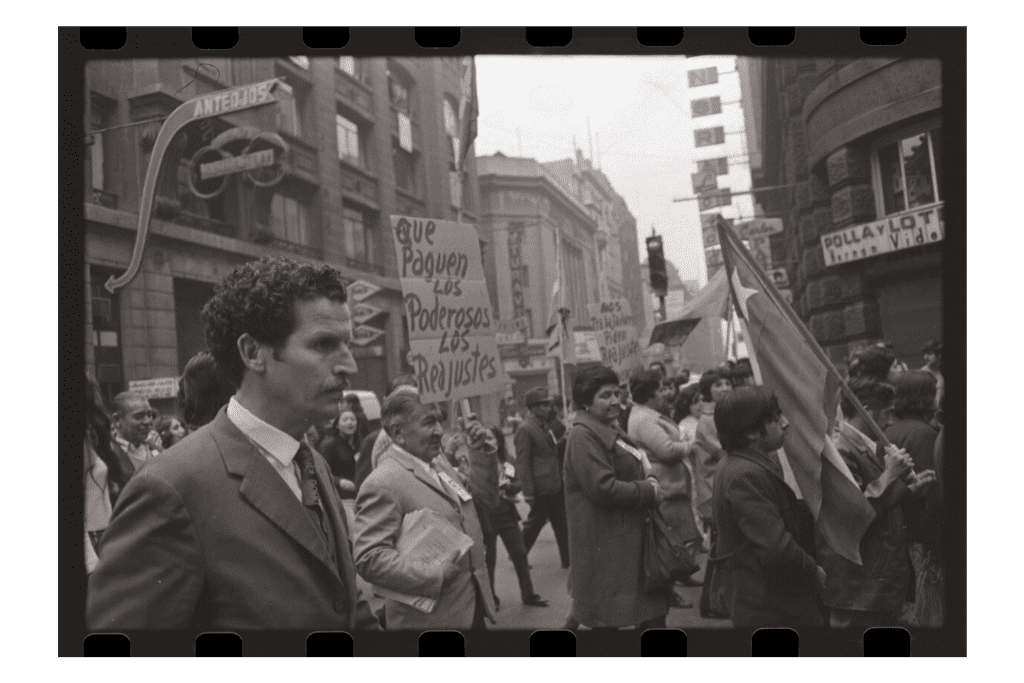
[715,214,878,567]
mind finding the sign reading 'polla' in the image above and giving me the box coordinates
[821,201,944,267]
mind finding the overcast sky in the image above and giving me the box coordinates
[474,55,735,287]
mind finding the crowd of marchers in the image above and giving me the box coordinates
[82,255,946,632]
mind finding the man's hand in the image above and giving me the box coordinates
[649,477,665,504]
[907,469,937,495]
[883,445,914,480]
[460,417,491,451]
[441,550,462,583]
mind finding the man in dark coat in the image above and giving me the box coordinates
[87,257,379,631]
[514,387,570,567]
[818,377,932,628]
[711,386,826,627]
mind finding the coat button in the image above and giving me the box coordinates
[334,597,346,613]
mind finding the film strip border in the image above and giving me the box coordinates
[60,26,965,658]
[83,627,911,656]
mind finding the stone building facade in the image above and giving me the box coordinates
[84,56,480,412]
[740,57,943,369]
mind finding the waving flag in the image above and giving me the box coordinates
[717,216,875,565]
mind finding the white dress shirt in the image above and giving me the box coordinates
[390,443,443,490]
[226,396,308,503]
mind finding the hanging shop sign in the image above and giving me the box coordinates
[351,301,384,324]
[736,217,784,239]
[347,280,382,302]
[187,129,288,199]
[350,324,387,346]
[105,78,287,293]
[821,201,944,267]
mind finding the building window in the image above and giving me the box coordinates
[563,241,589,316]
[393,143,418,195]
[694,126,725,147]
[691,96,722,118]
[87,95,115,194]
[388,66,413,115]
[874,126,942,215]
[688,66,719,88]
[270,192,312,245]
[338,56,355,76]
[336,113,361,168]
[443,96,460,163]
[289,56,310,70]
[90,265,125,408]
[697,157,729,176]
[277,83,308,138]
[343,206,377,264]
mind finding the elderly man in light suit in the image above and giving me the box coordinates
[354,392,497,630]
[87,257,379,631]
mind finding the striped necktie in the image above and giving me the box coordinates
[294,443,337,570]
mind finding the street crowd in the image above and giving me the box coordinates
[83,255,946,632]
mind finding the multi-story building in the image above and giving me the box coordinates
[543,152,646,325]
[476,153,602,421]
[739,57,943,369]
[84,56,480,411]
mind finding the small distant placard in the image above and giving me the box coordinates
[587,300,641,372]
[128,377,179,400]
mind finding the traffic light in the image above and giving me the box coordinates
[646,235,668,295]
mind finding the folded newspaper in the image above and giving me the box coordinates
[374,508,474,614]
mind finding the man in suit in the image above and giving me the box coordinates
[711,386,826,628]
[353,392,497,630]
[87,256,379,631]
[515,387,570,568]
[108,391,162,475]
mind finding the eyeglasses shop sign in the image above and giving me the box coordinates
[821,202,944,267]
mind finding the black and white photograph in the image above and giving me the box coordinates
[61,27,966,657]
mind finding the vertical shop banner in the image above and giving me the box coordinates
[391,215,507,402]
[587,299,642,372]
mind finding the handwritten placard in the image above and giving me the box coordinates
[587,299,642,372]
[391,215,506,402]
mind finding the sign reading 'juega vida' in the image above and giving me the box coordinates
[587,300,641,373]
[391,216,507,402]
[821,202,944,267]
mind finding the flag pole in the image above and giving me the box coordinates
[555,228,571,418]
[716,216,894,449]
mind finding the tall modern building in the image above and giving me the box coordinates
[739,57,944,369]
[84,56,480,411]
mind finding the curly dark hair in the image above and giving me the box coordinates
[201,257,348,387]
[849,344,896,382]
[629,369,663,405]
[698,368,732,402]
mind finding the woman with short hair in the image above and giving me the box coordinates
[563,365,678,630]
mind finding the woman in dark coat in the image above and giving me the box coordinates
[563,365,675,630]
[316,406,360,499]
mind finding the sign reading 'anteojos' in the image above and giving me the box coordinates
[190,79,278,119]
[391,216,506,402]
[821,202,944,267]
[587,299,641,372]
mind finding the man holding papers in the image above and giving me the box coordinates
[354,392,497,630]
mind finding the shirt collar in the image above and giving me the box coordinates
[388,443,440,479]
[227,396,302,468]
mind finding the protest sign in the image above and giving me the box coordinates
[391,215,506,402]
[587,299,642,372]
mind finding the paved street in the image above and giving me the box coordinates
[345,499,732,630]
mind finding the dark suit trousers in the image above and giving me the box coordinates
[521,491,569,566]
[484,506,535,599]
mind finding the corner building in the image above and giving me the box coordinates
[740,57,944,369]
[84,56,480,411]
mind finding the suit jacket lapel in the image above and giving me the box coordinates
[210,409,339,575]
[311,450,358,625]
[384,446,460,507]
